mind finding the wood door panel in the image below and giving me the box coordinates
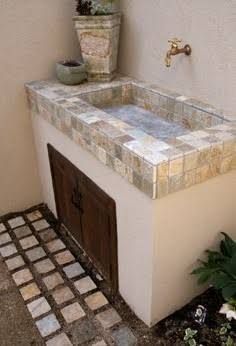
[48,144,118,292]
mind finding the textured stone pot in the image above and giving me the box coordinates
[56,60,87,85]
[73,13,121,82]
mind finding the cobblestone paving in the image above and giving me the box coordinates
[0,205,149,346]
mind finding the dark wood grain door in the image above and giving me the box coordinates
[48,144,118,292]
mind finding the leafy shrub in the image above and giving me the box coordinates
[76,0,117,15]
[192,233,236,301]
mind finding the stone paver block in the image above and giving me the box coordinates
[111,327,137,346]
[14,226,32,239]
[19,235,39,250]
[85,292,108,311]
[5,255,25,270]
[69,319,98,345]
[46,239,66,253]
[74,276,97,295]
[52,286,74,305]
[91,341,107,346]
[12,268,33,286]
[46,333,72,346]
[39,229,57,242]
[63,262,84,279]
[61,302,85,323]
[20,282,41,301]
[34,258,55,274]
[0,243,17,257]
[43,272,64,290]
[32,219,50,231]
[0,223,6,233]
[36,313,60,337]
[26,246,46,262]
[96,308,121,329]
[54,250,75,265]
[27,296,51,319]
[26,210,42,222]
[0,233,11,245]
[8,216,25,229]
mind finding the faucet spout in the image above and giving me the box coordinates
[165,38,192,67]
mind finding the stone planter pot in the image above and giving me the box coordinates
[56,60,87,85]
[73,13,121,82]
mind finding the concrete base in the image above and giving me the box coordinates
[32,113,236,326]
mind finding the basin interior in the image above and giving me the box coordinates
[79,84,223,141]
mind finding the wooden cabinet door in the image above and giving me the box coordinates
[48,144,83,244]
[48,145,118,292]
[79,175,118,291]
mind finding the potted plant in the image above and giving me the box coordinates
[74,0,121,82]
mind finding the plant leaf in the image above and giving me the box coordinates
[222,283,236,300]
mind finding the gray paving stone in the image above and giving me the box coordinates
[5,255,25,271]
[19,235,39,250]
[27,296,51,319]
[61,302,85,323]
[0,243,17,257]
[46,239,66,253]
[34,258,55,274]
[74,276,97,295]
[12,268,33,286]
[33,219,50,231]
[36,313,60,337]
[85,292,108,311]
[26,210,42,222]
[111,327,137,346]
[26,246,46,262]
[91,341,107,346]
[54,250,75,265]
[52,286,74,305]
[39,229,57,242]
[63,262,84,279]
[43,272,64,290]
[46,333,72,346]
[0,233,11,245]
[14,225,32,239]
[20,282,41,301]
[69,319,98,345]
[96,308,121,329]
[8,216,25,229]
[0,223,6,233]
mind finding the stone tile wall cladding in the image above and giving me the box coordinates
[26,77,236,199]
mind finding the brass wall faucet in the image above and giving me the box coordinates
[165,38,192,67]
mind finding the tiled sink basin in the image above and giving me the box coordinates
[26,77,236,199]
[79,83,224,141]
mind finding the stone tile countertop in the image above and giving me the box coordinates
[26,77,236,199]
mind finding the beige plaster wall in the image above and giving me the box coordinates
[32,113,155,325]
[152,172,236,325]
[119,0,236,114]
[0,1,79,215]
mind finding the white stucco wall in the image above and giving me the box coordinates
[119,0,236,114]
[0,1,79,215]
[32,113,155,325]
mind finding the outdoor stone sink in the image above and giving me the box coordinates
[26,76,236,326]
[26,77,236,199]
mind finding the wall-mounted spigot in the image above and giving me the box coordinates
[165,38,192,67]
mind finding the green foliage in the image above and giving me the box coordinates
[192,233,236,300]
[76,0,117,15]
[184,328,198,346]
[225,335,235,346]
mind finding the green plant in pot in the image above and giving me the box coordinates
[74,0,121,82]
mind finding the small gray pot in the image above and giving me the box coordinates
[56,60,87,85]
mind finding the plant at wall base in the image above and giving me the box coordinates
[183,328,198,345]
[76,0,117,15]
[192,232,236,321]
